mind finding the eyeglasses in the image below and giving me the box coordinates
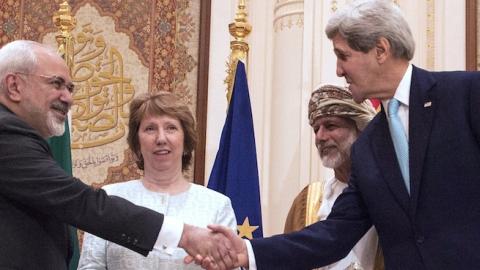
[15,72,75,94]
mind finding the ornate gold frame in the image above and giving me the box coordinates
[466,0,477,71]
[194,0,212,184]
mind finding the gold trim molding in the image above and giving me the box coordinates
[274,0,304,32]
[426,0,435,70]
[331,0,338,12]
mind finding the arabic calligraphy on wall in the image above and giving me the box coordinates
[70,23,135,149]
[3,0,200,185]
[73,152,119,169]
[43,3,151,185]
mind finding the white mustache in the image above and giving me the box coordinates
[51,101,70,114]
[317,142,337,150]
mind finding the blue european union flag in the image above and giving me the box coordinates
[207,61,263,239]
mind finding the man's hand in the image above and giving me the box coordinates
[189,224,249,269]
[179,224,236,270]
[208,224,249,268]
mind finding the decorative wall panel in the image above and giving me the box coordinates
[0,0,206,186]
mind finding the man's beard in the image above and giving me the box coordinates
[46,100,70,137]
[318,132,357,169]
[24,98,66,137]
[46,110,65,136]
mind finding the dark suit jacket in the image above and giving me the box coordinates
[251,66,480,270]
[0,104,165,269]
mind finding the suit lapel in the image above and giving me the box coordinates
[370,110,410,212]
[408,66,436,215]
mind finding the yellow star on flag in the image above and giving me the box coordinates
[237,217,259,239]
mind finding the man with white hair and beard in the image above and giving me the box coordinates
[0,40,235,269]
[284,85,382,270]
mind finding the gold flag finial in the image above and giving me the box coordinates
[53,1,76,71]
[225,0,252,103]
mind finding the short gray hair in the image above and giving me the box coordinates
[325,0,415,60]
[0,40,57,92]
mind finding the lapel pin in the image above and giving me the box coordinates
[424,101,432,107]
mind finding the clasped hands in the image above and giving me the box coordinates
[179,224,249,270]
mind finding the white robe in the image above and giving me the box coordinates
[317,177,379,270]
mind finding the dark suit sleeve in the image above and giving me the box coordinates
[0,116,164,256]
[251,147,372,270]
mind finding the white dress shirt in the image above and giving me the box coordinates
[383,64,412,138]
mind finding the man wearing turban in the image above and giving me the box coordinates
[284,85,382,270]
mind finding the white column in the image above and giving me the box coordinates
[246,0,275,235]
[261,0,306,235]
[205,0,236,182]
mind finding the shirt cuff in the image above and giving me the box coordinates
[154,216,184,255]
[245,239,257,270]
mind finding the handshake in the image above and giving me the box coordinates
[179,224,250,270]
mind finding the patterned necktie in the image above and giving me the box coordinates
[388,98,410,194]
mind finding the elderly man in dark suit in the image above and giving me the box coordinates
[204,1,480,269]
[0,40,234,270]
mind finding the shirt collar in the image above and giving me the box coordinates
[382,64,412,110]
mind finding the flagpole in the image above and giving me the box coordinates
[225,0,252,103]
[50,0,75,174]
[52,3,80,269]
[53,1,76,71]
